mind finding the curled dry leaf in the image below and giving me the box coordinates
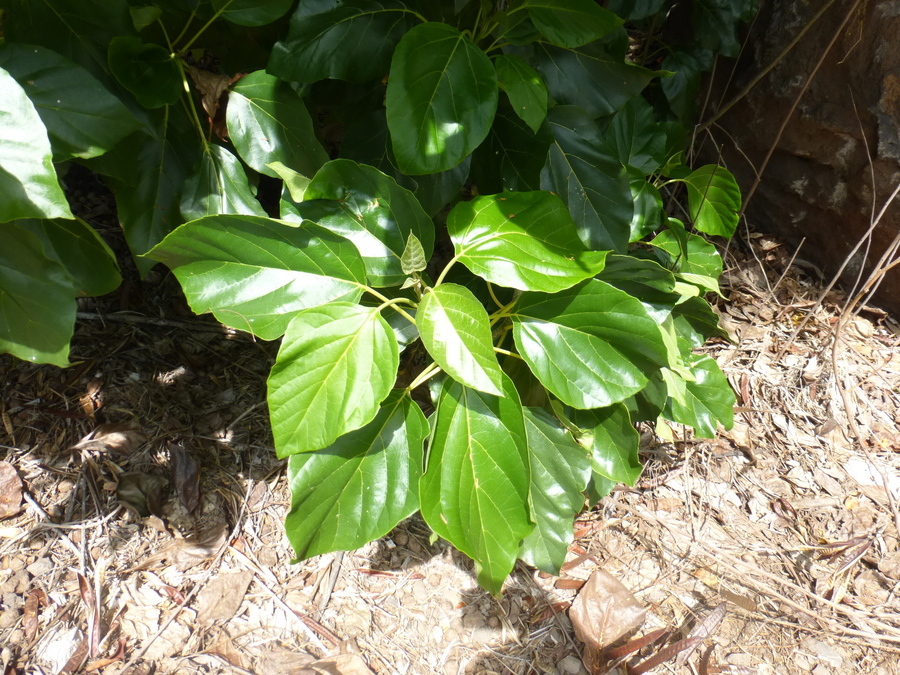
[72,421,147,456]
[168,441,201,514]
[295,653,375,675]
[196,569,254,624]
[188,66,244,140]
[0,461,24,519]
[569,569,646,668]
[23,588,47,642]
[676,603,727,666]
[116,472,167,518]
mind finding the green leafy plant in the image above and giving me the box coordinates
[0,0,752,592]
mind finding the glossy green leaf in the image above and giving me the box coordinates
[212,0,293,26]
[269,162,311,202]
[519,407,591,574]
[108,37,180,109]
[0,44,140,161]
[400,233,427,274]
[511,280,668,408]
[268,303,400,457]
[471,97,552,194]
[533,38,657,118]
[598,253,679,323]
[147,215,366,339]
[672,296,730,348]
[290,160,435,286]
[269,1,415,83]
[572,404,642,485]
[520,0,622,48]
[420,374,532,594]
[628,169,665,242]
[447,191,607,293]
[285,390,428,559]
[664,354,735,437]
[0,68,73,222]
[418,284,503,395]
[608,96,666,175]
[493,54,548,133]
[15,218,121,297]
[661,48,714,122]
[653,226,723,294]
[227,70,329,179]
[386,22,498,175]
[685,164,741,237]
[180,144,267,221]
[541,106,632,252]
[0,223,75,366]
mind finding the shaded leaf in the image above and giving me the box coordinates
[684,165,741,237]
[168,442,200,515]
[607,0,668,20]
[607,95,667,175]
[627,169,665,242]
[661,48,714,122]
[116,472,167,518]
[211,0,293,26]
[286,390,427,558]
[693,0,757,58]
[493,54,548,133]
[653,226,723,293]
[71,421,147,456]
[107,37,180,109]
[572,404,642,484]
[180,144,267,221]
[664,354,735,437]
[521,0,623,48]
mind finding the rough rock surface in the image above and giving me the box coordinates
[704,0,900,314]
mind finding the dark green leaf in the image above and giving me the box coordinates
[540,106,632,252]
[227,70,329,179]
[628,169,665,242]
[15,218,121,297]
[447,191,608,293]
[652,226,723,293]
[286,390,427,558]
[269,1,415,83]
[598,253,679,323]
[607,96,666,175]
[684,164,741,237]
[410,157,471,216]
[420,374,532,594]
[291,159,435,286]
[572,404,641,484]
[585,472,616,505]
[0,44,140,161]
[519,407,590,573]
[418,284,503,395]
[624,370,668,423]
[693,0,757,58]
[520,0,622,48]
[661,48,713,122]
[180,144,267,221]
[672,296,730,348]
[493,54,548,132]
[147,215,366,339]
[108,37,180,109]
[0,68,72,221]
[511,280,668,408]
[0,223,75,366]
[268,303,400,457]
[607,0,668,20]
[130,5,162,31]
[664,354,735,437]
[212,0,293,26]
[386,22,497,175]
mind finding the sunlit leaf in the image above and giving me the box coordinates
[180,144,267,221]
[493,54,548,133]
[664,354,735,437]
[572,404,642,485]
[684,164,741,237]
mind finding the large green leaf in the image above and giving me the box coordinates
[628,169,666,242]
[0,68,73,222]
[269,0,415,83]
[541,106,632,252]
[180,144,267,221]
[684,164,741,237]
[471,97,552,194]
[227,70,329,179]
[607,95,667,175]
[693,0,757,58]
[108,37,180,109]
[572,404,642,484]
[0,223,75,366]
[447,191,607,293]
[664,354,735,437]
[212,0,293,26]
[285,390,428,559]
[511,279,668,408]
[652,225,723,293]
[598,253,679,323]
[532,38,657,118]
[15,218,121,297]
[386,22,497,175]
[268,303,399,457]
[607,0,668,20]
[420,374,532,594]
[287,160,435,286]
[146,215,366,339]
[418,283,503,395]
[493,54,548,133]
[519,0,623,48]
[519,407,591,574]
[672,296,730,348]
[0,44,140,161]
[661,48,713,122]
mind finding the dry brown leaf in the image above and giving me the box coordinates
[188,67,244,140]
[116,472,167,518]
[0,461,23,519]
[676,604,726,666]
[168,441,200,514]
[296,654,375,675]
[195,569,254,624]
[72,421,147,456]
[23,588,46,642]
[569,569,646,667]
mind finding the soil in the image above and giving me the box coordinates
[1,171,900,674]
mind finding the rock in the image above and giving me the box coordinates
[26,558,53,577]
[557,654,587,675]
[802,639,843,669]
[0,608,20,628]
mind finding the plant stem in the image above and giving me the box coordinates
[171,8,199,47]
[432,258,458,287]
[405,363,442,392]
[493,346,520,359]
[363,287,417,325]
[179,6,226,52]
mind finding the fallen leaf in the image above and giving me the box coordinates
[168,442,200,514]
[23,588,47,642]
[0,462,23,519]
[296,654,375,675]
[72,421,147,456]
[188,66,244,140]
[569,569,646,667]
[195,570,254,624]
[116,472,167,518]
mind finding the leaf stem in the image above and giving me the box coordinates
[171,8,199,47]
[405,362,442,392]
[363,287,417,325]
[432,257,458,287]
[486,282,504,309]
[493,346,520,359]
[179,5,226,53]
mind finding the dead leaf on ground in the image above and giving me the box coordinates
[0,461,23,518]
[72,421,147,456]
[195,569,254,624]
[23,588,47,642]
[296,654,375,675]
[570,569,646,668]
[116,472,167,518]
[168,441,200,514]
